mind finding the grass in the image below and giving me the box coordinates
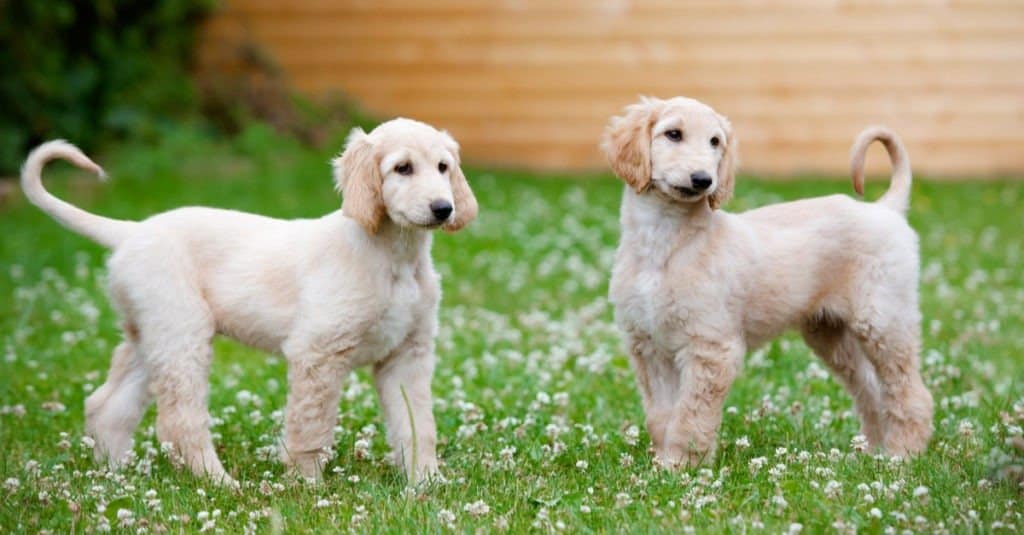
[1,125,1022,533]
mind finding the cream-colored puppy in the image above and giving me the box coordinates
[21,118,477,486]
[602,97,933,468]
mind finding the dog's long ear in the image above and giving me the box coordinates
[334,128,385,234]
[441,132,478,232]
[601,98,659,192]
[709,114,738,210]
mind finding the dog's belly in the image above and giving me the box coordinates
[216,312,291,354]
[208,288,297,353]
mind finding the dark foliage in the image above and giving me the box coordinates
[0,0,212,174]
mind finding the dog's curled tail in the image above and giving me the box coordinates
[21,140,136,248]
[849,126,912,214]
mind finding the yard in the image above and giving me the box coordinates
[1,127,1022,532]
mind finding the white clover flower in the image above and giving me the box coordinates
[438,509,456,527]
[579,505,591,514]
[735,436,751,449]
[615,492,633,508]
[623,425,640,446]
[869,508,882,519]
[575,460,588,470]
[315,499,330,508]
[463,500,490,517]
[350,505,368,526]
[117,509,134,527]
[912,486,929,499]
[24,460,40,476]
[4,478,20,492]
[41,401,66,413]
[749,456,767,473]
[851,434,870,452]
[553,392,569,407]
[787,523,803,534]
[354,438,372,460]
[824,480,842,498]
[772,494,788,509]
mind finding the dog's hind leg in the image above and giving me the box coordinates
[146,332,232,484]
[85,336,150,465]
[801,319,884,449]
[134,295,232,485]
[851,313,933,457]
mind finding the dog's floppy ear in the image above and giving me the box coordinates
[440,132,478,232]
[709,114,738,210]
[601,98,659,192]
[334,128,385,234]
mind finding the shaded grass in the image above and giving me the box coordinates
[1,127,1022,532]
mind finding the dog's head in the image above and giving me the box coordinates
[333,118,478,234]
[601,96,738,209]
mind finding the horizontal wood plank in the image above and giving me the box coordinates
[198,0,1024,176]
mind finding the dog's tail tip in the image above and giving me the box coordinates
[849,126,912,214]
[21,140,132,248]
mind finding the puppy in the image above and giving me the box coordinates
[602,97,933,467]
[21,118,478,485]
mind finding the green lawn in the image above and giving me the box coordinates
[1,127,1022,533]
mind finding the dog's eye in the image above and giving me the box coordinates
[438,162,448,173]
[665,129,683,142]
[394,162,413,175]
[710,136,721,148]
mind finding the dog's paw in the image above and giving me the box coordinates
[406,458,442,487]
[654,446,713,470]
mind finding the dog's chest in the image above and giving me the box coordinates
[351,269,423,365]
[611,246,700,347]
[616,266,669,335]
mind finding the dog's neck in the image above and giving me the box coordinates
[619,187,713,264]
[371,219,433,268]
[621,187,713,234]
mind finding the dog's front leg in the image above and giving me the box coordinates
[626,332,678,452]
[657,340,744,469]
[373,330,439,485]
[280,347,351,482]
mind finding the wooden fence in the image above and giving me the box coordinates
[199,0,1024,177]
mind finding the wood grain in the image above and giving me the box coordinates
[199,0,1024,176]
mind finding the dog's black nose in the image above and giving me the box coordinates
[430,199,453,221]
[690,171,713,190]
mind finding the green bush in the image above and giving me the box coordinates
[0,0,213,174]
